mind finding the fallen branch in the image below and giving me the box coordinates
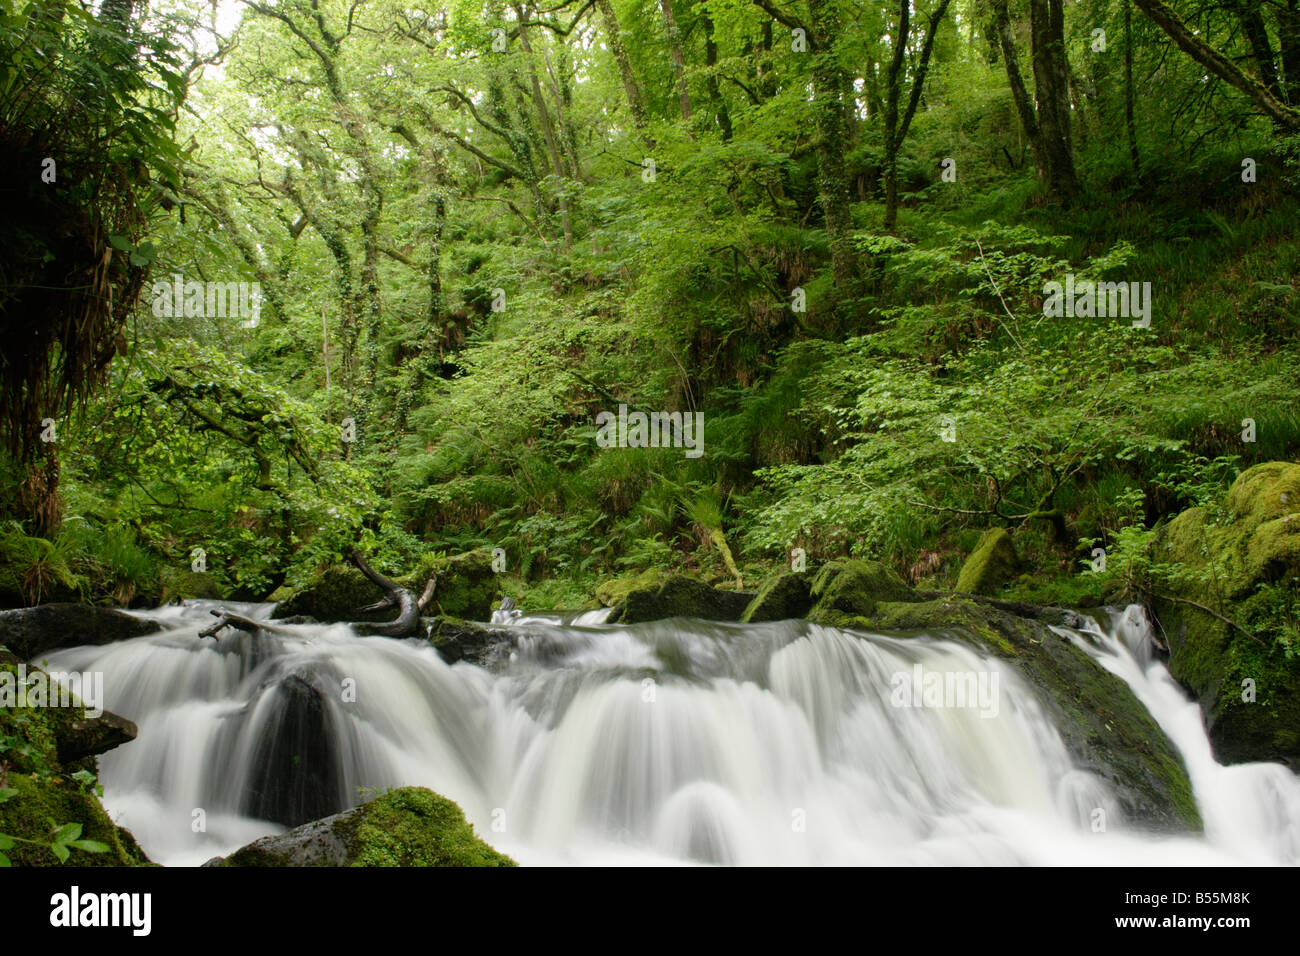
[1152,591,1266,646]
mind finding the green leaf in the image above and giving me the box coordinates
[0,851,9,867]
[52,822,82,843]
[108,235,133,252]
[0,835,13,850]
[0,788,16,803]
[67,839,110,854]
[50,843,69,863]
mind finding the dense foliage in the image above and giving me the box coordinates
[2,0,1298,651]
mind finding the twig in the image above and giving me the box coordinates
[975,237,1025,351]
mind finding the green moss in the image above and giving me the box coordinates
[160,569,223,603]
[337,788,516,867]
[400,549,497,621]
[1152,462,1300,763]
[806,559,915,625]
[0,660,149,866]
[608,575,753,624]
[594,569,668,608]
[0,774,150,866]
[955,528,1018,595]
[741,571,813,623]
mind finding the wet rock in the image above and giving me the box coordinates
[608,575,754,624]
[206,786,515,867]
[0,603,160,660]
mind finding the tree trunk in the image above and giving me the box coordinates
[701,10,733,140]
[808,0,859,292]
[1131,0,1300,129]
[1029,0,1079,201]
[992,0,1048,177]
[659,0,692,121]
[1235,1,1280,96]
[1125,0,1139,173]
[596,0,651,136]
[1277,0,1300,106]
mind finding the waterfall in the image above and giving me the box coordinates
[40,601,1300,866]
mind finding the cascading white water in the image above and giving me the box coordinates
[40,601,1300,866]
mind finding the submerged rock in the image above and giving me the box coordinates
[1152,461,1300,765]
[831,598,1202,832]
[206,786,516,867]
[955,528,1019,596]
[607,575,754,624]
[426,616,513,666]
[0,603,160,660]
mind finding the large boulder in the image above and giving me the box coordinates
[159,569,224,604]
[607,575,754,624]
[206,787,516,867]
[1152,461,1300,765]
[0,656,149,866]
[403,549,497,621]
[805,559,915,626]
[741,571,814,623]
[272,550,498,624]
[0,603,160,660]
[270,565,397,624]
[426,617,513,667]
[955,528,1019,595]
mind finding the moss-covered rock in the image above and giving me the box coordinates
[0,657,149,866]
[607,575,754,624]
[270,566,392,623]
[208,787,516,867]
[838,597,1201,831]
[1152,461,1300,764]
[401,549,496,621]
[159,569,224,603]
[955,528,1019,595]
[741,571,813,623]
[272,551,499,624]
[805,560,915,627]
[593,569,668,609]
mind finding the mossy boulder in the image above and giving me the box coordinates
[742,571,813,623]
[607,575,754,624]
[0,657,149,866]
[593,569,669,609]
[955,528,1019,595]
[273,551,499,624]
[0,603,160,659]
[160,569,224,603]
[1151,462,1300,764]
[401,549,497,621]
[805,559,915,627]
[837,598,1201,831]
[208,787,516,867]
[270,565,393,623]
